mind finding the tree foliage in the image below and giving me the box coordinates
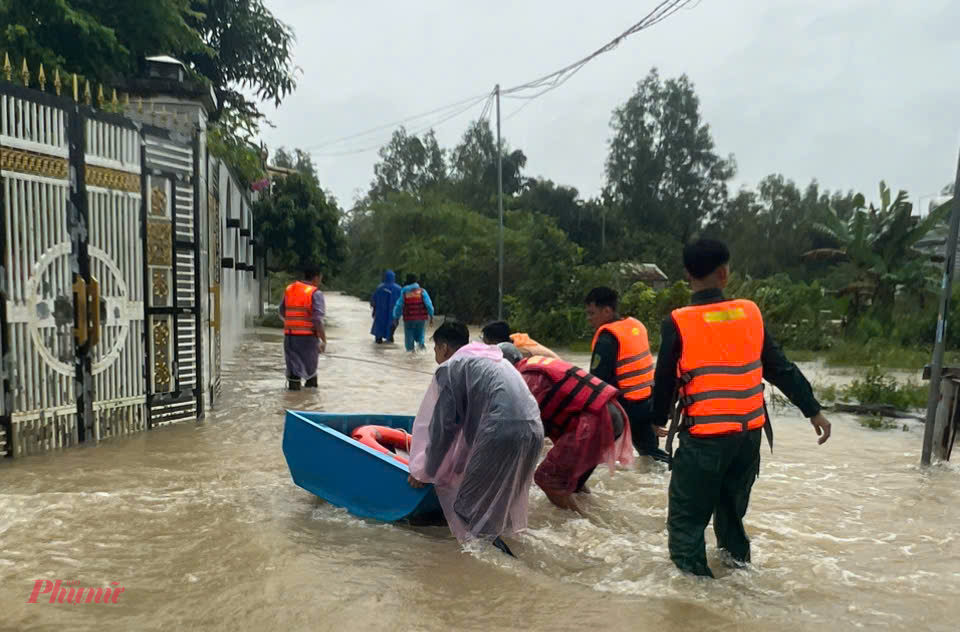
[450,120,528,213]
[706,176,861,281]
[369,127,447,202]
[335,67,953,352]
[253,173,346,275]
[0,0,295,124]
[0,0,205,82]
[605,68,735,250]
[806,182,952,321]
[272,146,320,187]
[183,0,296,121]
[206,109,265,188]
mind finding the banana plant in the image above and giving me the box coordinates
[803,182,952,317]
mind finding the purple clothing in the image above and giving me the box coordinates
[279,287,325,379]
[284,335,320,379]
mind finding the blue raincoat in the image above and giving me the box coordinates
[370,270,402,340]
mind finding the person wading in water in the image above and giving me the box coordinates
[279,264,326,390]
[651,238,832,577]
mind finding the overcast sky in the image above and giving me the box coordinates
[259,0,959,213]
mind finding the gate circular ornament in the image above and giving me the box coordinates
[28,243,133,377]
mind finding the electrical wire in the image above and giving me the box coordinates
[299,0,695,155]
[501,0,692,101]
[302,91,491,152]
[310,93,491,157]
[503,98,537,123]
[477,91,496,123]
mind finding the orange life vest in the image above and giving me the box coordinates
[517,355,619,436]
[283,281,318,336]
[672,299,766,437]
[402,288,429,321]
[591,317,654,401]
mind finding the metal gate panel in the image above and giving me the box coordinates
[0,86,78,456]
[143,129,201,426]
[83,112,146,441]
[207,156,222,405]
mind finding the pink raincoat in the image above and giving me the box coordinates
[408,343,544,543]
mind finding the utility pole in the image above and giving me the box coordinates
[601,207,606,251]
[496,84,504,320]
[922,146,960,466]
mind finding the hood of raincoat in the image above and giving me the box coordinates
[383,269,395,283]
[449,342,504,364]
[497,342,523,365]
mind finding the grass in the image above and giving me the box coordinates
[857,416,901,431]
[255,312,283,329]
[566,340,593,353]
[785,340,960,371]
[813,382,840,403]
[843,365,928,409]
[812,365,928,425]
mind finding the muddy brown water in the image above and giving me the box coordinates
[1,293,958,631]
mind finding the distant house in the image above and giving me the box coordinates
[266,164,298,180]
[618,262,669,290]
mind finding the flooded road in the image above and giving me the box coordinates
[2,292,958,631]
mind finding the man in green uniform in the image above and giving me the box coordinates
[586,287,669,463]
[650,238,832,577]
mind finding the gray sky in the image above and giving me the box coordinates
[259,0,960,213]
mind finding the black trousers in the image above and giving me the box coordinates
[667,428,762,577]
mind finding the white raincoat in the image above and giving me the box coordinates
[408,343,544,543]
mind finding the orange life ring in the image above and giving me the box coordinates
[350,425,412,465]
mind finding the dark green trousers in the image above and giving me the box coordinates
[667,428,762,577]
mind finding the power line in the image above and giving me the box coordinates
[478,91,496,123]
[310,93,491,157]
[503,98,537,123]
[302,91,491,152]
[301,0,695,155]
[501,0,692,100]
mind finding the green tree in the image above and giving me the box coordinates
[183,0,296,122]
[605,68,734,257]
[620,281,692,347]
[0,0,206,82]
[206,109,265,187]
[272,146,320,187]
[706,176,861,281]
[0,0,295,125]
[336,192,586,330]
[369,127,447,201]
[253,173,346,275]
[450,120,527,213]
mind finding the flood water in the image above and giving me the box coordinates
[1,292,958,631]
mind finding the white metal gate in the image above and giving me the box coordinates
[84,110,146,440]
[2,82,148,455]
[0,85,79,456]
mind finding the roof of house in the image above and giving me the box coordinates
[618,262,668,282]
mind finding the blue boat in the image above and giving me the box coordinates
[282,410,443,523]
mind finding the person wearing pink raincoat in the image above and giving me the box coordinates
[407,321,544,556]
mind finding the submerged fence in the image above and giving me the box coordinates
[0,68,259,457]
